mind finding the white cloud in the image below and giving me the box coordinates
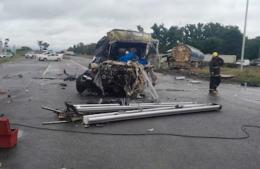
[0,0,259,49]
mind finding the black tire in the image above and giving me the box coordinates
[76,74,87,93]
[43,58,47,61]
[57,58,61,62]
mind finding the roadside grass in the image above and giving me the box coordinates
[0,53,23,64]
[193,66,260,85]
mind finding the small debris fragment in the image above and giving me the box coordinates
[42,121,69,125]
[59,83,67,87]
[0,89,6,95]
[241,82,260,87]
[63,69,76,81]
[7,94,13,103]
[166,89,185,92]
[3,74,23,79]
[147,128,154,132]
[189,80,202,84]
[175,76,186,80]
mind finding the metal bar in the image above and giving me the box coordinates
[73,104,120,108]
[75,103,201,113]
[73,102,196,108]
[42,121,69,125]
[141,68,159,100]
[41,106,63,114]
[84,104,221,125]
[84,104,209,118]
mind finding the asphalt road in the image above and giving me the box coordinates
[0,57,260,169]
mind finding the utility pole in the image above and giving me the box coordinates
[258,46,260,59]
[240,0,249,70]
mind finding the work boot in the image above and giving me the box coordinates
[209,89,218,96]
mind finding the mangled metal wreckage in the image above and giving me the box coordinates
[76,29,159,98]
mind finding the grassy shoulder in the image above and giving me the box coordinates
[192,66,260,85]
[0,53,23,64]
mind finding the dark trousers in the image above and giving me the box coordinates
[210,76,221,91]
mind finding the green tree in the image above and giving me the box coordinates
[137,25,144,32]
[42,42,50,50]
[151,24,169,52]
[68,42,96,55]
[245,37,260,60]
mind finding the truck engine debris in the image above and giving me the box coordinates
[76,29,159,99]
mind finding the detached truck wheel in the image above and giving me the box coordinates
[76,75,87,94]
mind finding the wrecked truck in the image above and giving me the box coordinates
[76,29,159,97]
[166,44,205,69]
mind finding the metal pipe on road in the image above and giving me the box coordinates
[74,103,201,113]
[84,104,208,119]
[73,102,195,108]
[83,104,221,125]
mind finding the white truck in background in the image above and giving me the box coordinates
[236,59,250,66]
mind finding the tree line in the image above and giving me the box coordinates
[37,41,50,51]
[68,22,260,60]
[151,22,260,60]
[68,42,96,55]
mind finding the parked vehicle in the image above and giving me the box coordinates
[38,52,63,61]
[0,52,13,58]
[250,58,260,66]
[236,59,250,66]
[25,52,35,59]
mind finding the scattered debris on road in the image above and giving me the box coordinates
[42,121,69,125]
[165,89,185,92]
[33,77,63,80]
[241,82,260,87]
[59,83,67,87]
[3,73,23,79]
[189,80,202,84]
[7,94,13,104]
[63,69,76,81]
[42,102,221,126]
[147,128,155,132]
[0,89,7,95]
[175,76,186,80]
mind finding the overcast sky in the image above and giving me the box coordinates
[0,0,259,50]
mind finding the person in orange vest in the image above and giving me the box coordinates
[209,52,224,94]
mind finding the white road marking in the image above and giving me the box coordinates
[69,60,88,70]
[42,64,51,76]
